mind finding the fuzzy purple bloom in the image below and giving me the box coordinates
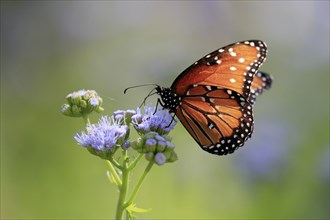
[74,115,128,152]
[132,106,176,134]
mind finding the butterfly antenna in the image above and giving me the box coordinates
[124,83,159,94]
[139,90,156,108]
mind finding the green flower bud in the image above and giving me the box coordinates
[71,105,82,117]
[69,92,82,105]
[145,152,154,161]
[80,100,87,108]
[166,141,175,150]
[61,104,72,116]
[95,106,104,113]
[156,140,166,152]
[132,137,144,152]
[167,151,178,163]
[145,139,157,152]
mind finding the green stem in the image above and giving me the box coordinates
[115,150,130,219]
[128,153,144,171]
[124,160,154,209]
[82,114,90,125]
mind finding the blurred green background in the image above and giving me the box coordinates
[1,1,329,219]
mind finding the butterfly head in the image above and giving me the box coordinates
[155,86,181,113]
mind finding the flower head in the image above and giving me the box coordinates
[74,115,129,159]
[132,106,176,135]
[61,89,104,117]
[132,132,178,165]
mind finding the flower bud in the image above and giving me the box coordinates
[145,139,157,152]
[145,152,154,161]
[167,151,178,163]
[166,141,175,149]
[132,131,177,165]
[154,152,167,165]
[156,140,166,152]
[155,134,166,142]
[89,97,99,107]
[95,106,104,113]
[80,100,87,108]
[133,137,144,151]
[61,104,72,116]
[71,105,82,117]
[67,92,82,105]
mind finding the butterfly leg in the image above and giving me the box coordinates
[154,98,165,114]
[166,113,177,128]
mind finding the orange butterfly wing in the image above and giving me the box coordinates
[157,40,271,155]
[171,40,267,98]
[175,85,253,155]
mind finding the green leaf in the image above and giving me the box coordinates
[126,203,152,219]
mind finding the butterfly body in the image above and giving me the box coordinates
[155,40,272,156]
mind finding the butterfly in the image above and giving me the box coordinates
[128,40,272,156]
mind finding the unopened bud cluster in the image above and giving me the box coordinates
[133,132,178,165]
[61,89,104,117]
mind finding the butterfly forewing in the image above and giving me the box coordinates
[171,40,267,98]
[175,85,254,155]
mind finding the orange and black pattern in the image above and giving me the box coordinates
[156,40,272,155]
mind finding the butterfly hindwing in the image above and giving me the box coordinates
[175,85,254,155]
[249,71,273,105]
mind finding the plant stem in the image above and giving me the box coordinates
[124,160,154,209]
[115,150,129,219]
[128,153,144,171]
[82,114,90,125]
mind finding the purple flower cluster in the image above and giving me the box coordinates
[132,106,176,135]
[133,132,177,165]
[74,116,129,159]
[72,105,177,163]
